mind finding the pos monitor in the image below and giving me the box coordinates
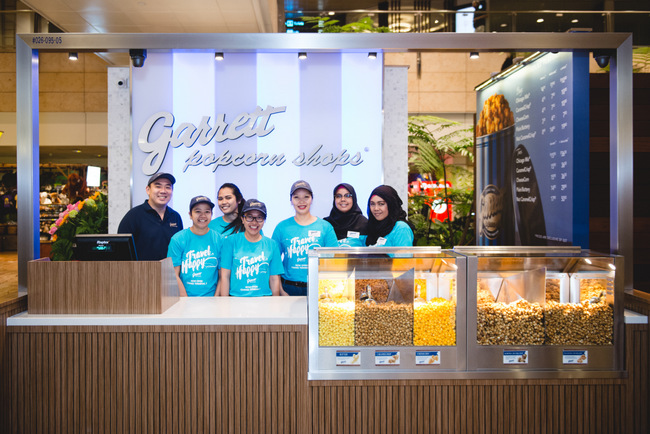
[73,234,138,261]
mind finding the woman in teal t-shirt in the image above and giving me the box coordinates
[272,180,338,296]
[220,199,284,297]
[208,183,245,237]
[365,185,414,247]
[168,196,223,297]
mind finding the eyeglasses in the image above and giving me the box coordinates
[244,215,265,222]
[334,193,353,199]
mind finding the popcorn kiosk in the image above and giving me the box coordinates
[455,246,624,376]
[307,247,467,380]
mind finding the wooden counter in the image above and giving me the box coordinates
[1,295,649,433]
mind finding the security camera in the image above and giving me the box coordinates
[129,49,147,68]
[593,51,610,69]
[117,79,128,88]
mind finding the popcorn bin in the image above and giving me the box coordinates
[455,246,623,375]
[308,247,466,380]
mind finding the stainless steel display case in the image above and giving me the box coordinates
[307,247,466,380]
[455,246,624,377]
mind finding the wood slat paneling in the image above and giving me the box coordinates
[27,258,178,314]
[5,324,307,434]
[3,294,649,433]
[0,296,27,430]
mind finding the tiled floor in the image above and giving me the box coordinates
[0,251,18,302]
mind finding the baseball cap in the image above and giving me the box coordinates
[290,180,313,196]
[241,199,267,216]
[189,195,215,211]
[147,172,176,186]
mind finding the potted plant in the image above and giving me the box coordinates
[408,115,475,247]
[48,191,108,261]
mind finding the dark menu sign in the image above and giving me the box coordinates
[475,52,589,247]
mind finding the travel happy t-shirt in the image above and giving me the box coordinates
[221,233,284,297]
[167,228,223,297]
[367,220,414,247]
[271,217,338,283]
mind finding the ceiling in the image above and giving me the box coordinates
[21,0,278,33]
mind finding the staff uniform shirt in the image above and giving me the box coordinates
[209,216,261,238]
[367,221,414,247]
[221,233,284,297]
[167,228,223,297]
[337,232,366,248]
[208,216,232,237]
[272,217,338,283]
[118,200,183,260]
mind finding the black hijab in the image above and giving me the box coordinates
[324,183,368,240]
[365,185,413,246]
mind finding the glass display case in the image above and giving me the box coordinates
[307,247,467,380]
[455,246,623,375]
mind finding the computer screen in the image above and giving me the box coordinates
[73,234,138,261]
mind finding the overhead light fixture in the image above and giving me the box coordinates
[68,52,78,61]
[368,52,377,60]
[537,18,544,23]
[571,19,579,23]
[470,52,479,59]
[298,52,307,60]
[328,11,335,16]
[214,52,224,61]
[129,49,147,68]
[500,23,507,28]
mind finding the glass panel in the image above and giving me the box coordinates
[316,251,458,348]
[474,253,614,346]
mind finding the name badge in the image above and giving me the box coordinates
[309,230,321,237]
[347,231,360,239]
[377,237,387,246]
[170,222,178,227]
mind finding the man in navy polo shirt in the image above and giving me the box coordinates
[118,172,183,260]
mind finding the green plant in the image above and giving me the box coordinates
[300,16,391,33]
[408,116,475,247]
[49,191,108,261]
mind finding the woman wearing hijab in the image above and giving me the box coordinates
[324,183,368,247]
[365,185,414,247]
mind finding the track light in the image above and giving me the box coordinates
[215,52,224,61]
[68,52,78,61]
[129,49,147,68]
[368,52,377,60]
[298,52,307,60]
[470,52,479,59]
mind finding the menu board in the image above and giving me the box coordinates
[475,52,589,247]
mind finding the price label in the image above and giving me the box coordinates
[336,351,360,366]
[415,351,440,365]
[563,350,588,364]
[503,350,528,364]
[375,351,400,365]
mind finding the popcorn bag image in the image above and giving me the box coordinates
[476,94,516,245]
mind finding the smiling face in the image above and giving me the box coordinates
[291,189,312,216]
[334,187,353,213]
[146,178,173,209]
[242,210,265,237]
[217,187,240,216]
[189,203,213,231]
[369,195,389,222]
